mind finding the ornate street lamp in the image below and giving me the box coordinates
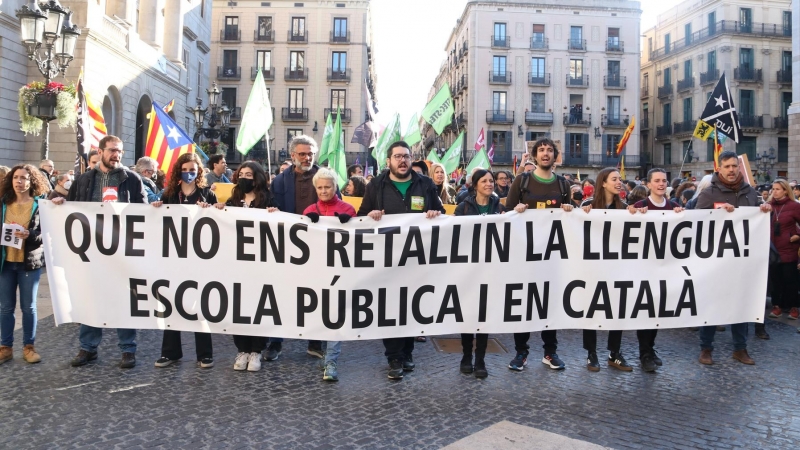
[16,0,82,159]
[754,147,777,183]
[193,82,232,155]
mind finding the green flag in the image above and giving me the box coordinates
[466,148,491,174]
[421,83,454,134]
[328,110,348,189]
[425,148,441,163]
[317,113,335,164]
[439,132,464,174]
[236,68,273,154]
[404,114,421,146]
[371,113,401,171]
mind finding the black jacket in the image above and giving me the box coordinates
[1,197,44,272]
[67,167,148,203]
[454,194,505,216]
[357,170,445,215]
[161,186,218,205]
[695,173,759,209]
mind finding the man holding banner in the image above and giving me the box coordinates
[357,141,445,380]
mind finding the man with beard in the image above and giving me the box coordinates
[267,135,337,361]
[53,135,148,369]
[504,138,574,372]
[357,141,445,380]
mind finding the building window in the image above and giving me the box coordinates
[664,143,672,165]
[739,48,754,72]
[569,59,583,79]
[664,33,671,54]
[736,136,756,160]
[783,11,792,36]
[706,138,715,162]
[708,12,716,34]
[778,137,788,162]
[607,27,620,51]
[332,52,347,72]
[569,26,582,49]
[782,92,792,118]
[607,60,620,85]
[223,50,238,73]
[740,8,752,32]
[331,89,346,109]
[568,133,585,159]
[740,90,754,116]
[531,93,545,113]
[532,24,545,46]
[663,67,671,85]
[683,97,692,122]
[289,89,304,110]
[333,17,347,37]
[197,61,203,94]
[221,88,236,109]
[200,0,205,18]
[490,131,510,161]
[684,23,692,46]
[289,51,304,71]
[530,57,545,78]
[492,91,507,112]
[256,50,271,69]
[707,50,716,73]
[607,96,620,122]
[682,140,691,163]
[288,129,303,144]
[643,73,649,93]
[683,59,692,81]
[257,16,273,38]
[493,22,507,46]
[224,17,239,40]
[492,55,506,76]
[663,103,671,128]
[605,135,621,158]
[782,50,792,73]
[291,17,306,37]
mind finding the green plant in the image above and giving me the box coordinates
[18,81,77,135]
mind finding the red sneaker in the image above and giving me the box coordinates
[789,308,799,320]
[769,306,783,318]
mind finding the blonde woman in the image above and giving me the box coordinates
[430,162,456,205]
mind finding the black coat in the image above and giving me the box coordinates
[357,170,445,215]
[454,194,505,216]
[67,167,148,203]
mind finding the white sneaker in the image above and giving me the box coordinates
[247,352,261,372]
[234,352,249,371]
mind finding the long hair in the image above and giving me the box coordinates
[348,175,367,197]
[430,162,453,203]
[230,161,270,207]
[163,152,208,199]
[591,168,625,209]
[691,174,713,200]
[0,164,51,204]
[768,179,795,202]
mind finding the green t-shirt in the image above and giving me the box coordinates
[392,180,413,198]
[476,203,492,215]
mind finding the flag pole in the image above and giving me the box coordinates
[266,136,272,176]
[679,138,692,176]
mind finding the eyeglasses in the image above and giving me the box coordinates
[391,154,411,161]
[295,152,315,159]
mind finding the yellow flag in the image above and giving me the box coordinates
[693,119,714,141]
[620,156,626,180]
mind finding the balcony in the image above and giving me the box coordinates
[285,67,309,81]
[734,67,762,83]
[288,30,308,43]
[327,68,351,82]
[530,37,548,50]
[525,112,554,126]
[673,120,697,135]
[657,84,673,99]
[462,41,468,55]
[566,75,589,87]
[330,31,350,44]
[739,114,763,129]
[606,40,624,53]
[700,69,719,85]
[677,77,694,92]
[251,67,275,81]
[228,107,242,121]
[568,39,586,51]
[281,107,309,122]
[489,71,512,84]
[602,115,630,128]
[641,87,650,98]
[641,116,650,130]
[217,66,241,80]
[656,125,672,139]
[563,113,591,126]
[324,108,352,123]
[528,73,550,86]
[220,29,241,43]
[777,69,792,85]
[491,35,510,48]
[562,153,588,166]
[486,110,514,124]
[458,112,467,123]
[254,30,274,43]
[604,75,626,89]
[774,116,789,130]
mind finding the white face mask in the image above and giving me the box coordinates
[63,181,72,190]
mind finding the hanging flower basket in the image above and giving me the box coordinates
[18,81,77,135]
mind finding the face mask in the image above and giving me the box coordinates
[181,172,198,184]
[238,178,255,193]
[573,192,583,201]
[64,181,72,190]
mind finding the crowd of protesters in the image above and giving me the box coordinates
[0,134,792,383]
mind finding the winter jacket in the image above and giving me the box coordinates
[695,173,759,210]
[454,194,505,216]
[357,170,445,216]
[67,167,148,204]
[769,196,800,263]
[0,197,44,272]
[142,177,162,203]
[272,164,340,213]
[303,197,356,217]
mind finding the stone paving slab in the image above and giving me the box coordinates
[443,421,608,449]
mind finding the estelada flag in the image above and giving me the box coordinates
[145,101,194,172]
[712,124,724,172]
[699,72,741,143]
[615,115,635,155]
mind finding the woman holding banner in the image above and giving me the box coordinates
[215,162,277,371]
[0,164,50,365]
[580,168,632,372]
[431,162,456,205]
[151,153,217,369]
[454,169,509,378]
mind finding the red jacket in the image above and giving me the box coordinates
[769,196,800,263]
[303,197,356,217]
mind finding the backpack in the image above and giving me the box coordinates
[517,172,572,206]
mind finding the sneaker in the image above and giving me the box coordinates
[460,355,474,374]
[508,352,528,371]
[22,344,41,364]
[474,359,488,378]
[307,344,324,359]
[120,352,136,369]
[0,346,12,365]
[789,308,799,320]
[699,349,713,365]
[233,352,249,371]
[262,342,282,361]
[403,354,415,371]
[608,352,633,372]
[586,351,600,372]
[323,361,339,382]
[198,358,214,369]
[247,352,261,371]
[652,350,663,366]
[70,349,98,367]
[640,353,657,372]
[542,353,565,370]
[388,359,404,380]
[732,349,754,365]
[154,356,178,368]
[769,306,782,318]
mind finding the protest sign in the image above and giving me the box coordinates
[1,223,25,249]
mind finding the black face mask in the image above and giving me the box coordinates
[572,192,583,201]
[238,178,255,193]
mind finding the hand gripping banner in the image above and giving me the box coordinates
[40,201,769,341]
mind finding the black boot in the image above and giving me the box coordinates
[755,323,770,340]
[460,354,473,374]
[474,355,488,378]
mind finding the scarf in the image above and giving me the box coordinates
[55,184,69,196]
[717,171,744,192]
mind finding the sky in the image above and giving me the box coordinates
[370,0,685,128]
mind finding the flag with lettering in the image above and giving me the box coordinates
[487,143,495,164]
[145,101,194,172]
[439,132,464,174]
[474,127,486,151]
[421,83,455,135]
[699,73,741,143]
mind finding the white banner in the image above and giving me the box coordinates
[39,201,769,341]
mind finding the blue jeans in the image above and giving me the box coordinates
[0,263,40,347]
[79,325,136,354]
[324,341,341,365]
[700,323,748,351]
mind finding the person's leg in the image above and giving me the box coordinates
[79,325,103,353]
[18,267,39,346]
[513,332,530,354]
[699,326,716,351]
[160,330,184,360]
[731,323,748,351]
[541,330,557,355]
[769,264,784,309]
[324,341,341,365]
[0,264,19,348]
[117,329,137,354]
[402,336,415,360]
[194,333,213,360]
[460,334,474,356]
[782,263,800,311]
[607,330,623,354]
[233,335,250,353]
[251,336,268,353]
[382,338,404,362]
[637,329,654,358]
[475,334,489,359]
[583,330,597,352]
